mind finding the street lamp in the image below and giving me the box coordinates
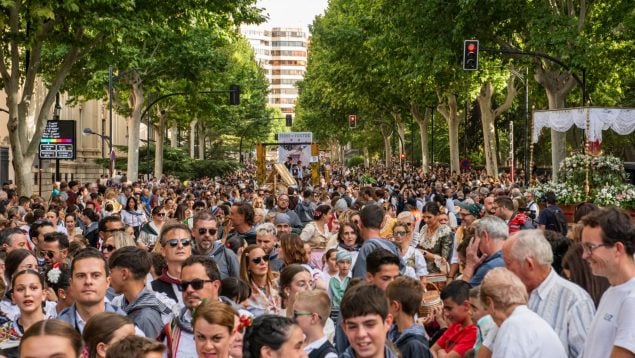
[83,127,114,177]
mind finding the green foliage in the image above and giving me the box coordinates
[346,155,365,168]
[97,145,241,180]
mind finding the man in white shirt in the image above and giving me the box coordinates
[580,208,635,358]
[502,230,595,357]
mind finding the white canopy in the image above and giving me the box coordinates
[532,107,635,143]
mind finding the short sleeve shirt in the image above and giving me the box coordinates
[436,322,478,356]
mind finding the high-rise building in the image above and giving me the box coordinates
[241,26,308,115]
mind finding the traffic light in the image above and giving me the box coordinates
[400,153,406,159]
[229,84,240,105]
[348,114,357,129]
[285,114,293,127]
[463,40,479,70]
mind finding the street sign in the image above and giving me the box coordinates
[39,120,76,160]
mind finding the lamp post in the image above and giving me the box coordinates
[53,93,62,182]
[83,128,113,177]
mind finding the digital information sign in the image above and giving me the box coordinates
[39,120,76,160]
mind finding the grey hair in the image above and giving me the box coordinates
[508,230,553,266]
[396,211,415,221]
[472,215,509,240]
[481,267,528,309]
[255,222,277,237]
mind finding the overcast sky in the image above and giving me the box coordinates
[256,0,329,31]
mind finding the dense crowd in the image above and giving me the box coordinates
[0,161,632,358]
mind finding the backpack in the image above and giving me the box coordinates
[546,206,568,236]
[295,202,314,224]
[308,340,337,358]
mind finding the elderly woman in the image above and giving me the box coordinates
[480,267,566,358]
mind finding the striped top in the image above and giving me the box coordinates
[528,269,596,358]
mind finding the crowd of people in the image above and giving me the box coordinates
[0,161,632,358]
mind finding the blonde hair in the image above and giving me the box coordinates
[294,290,331,326]
[111,231,136,250]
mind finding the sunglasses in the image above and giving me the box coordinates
[293,310,321,320]
[36,249,56,259]
[155,212,166,217]
[102,245,116,252]
[393,231,408,237]
[178,279,213,291]
[197,228,218,236]
[251,255,270,265]
[164,239,192,248]
[104,228,125,233]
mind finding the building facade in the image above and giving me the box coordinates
[241,26,308,115]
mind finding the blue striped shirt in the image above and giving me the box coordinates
[528,269,596,358]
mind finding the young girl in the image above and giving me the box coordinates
[319,249,339,283]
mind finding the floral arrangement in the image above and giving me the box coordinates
[529,154,635,209]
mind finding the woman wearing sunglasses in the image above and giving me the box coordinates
[138,206,167,251]
[0,269,55,356]
[120,196,148,239]
[100,231,136,262]
[239,245,280,317]
[392,222,428,283]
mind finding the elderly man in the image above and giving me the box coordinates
[461,216,507,286]
[580,208,635,358]
[503,230,595,357]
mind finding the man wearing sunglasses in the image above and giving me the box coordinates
[151,222,192,304]
[97,216,125,250]
[37,232,70,269]
[159,255,222,358]
[191,211,239,279]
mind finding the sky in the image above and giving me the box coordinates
[256,0,329,31]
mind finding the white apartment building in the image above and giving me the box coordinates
[241,26,308,115]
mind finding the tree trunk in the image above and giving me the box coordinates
[363,147,370,168]
[476,75,518,178]
[170,120,178,148]
[125,72,144,182]
[380,124,392,167]
[393,111,406,156]
[437,93,461,173]
[189,119,197,159]
[534,62,577,181]
[154,107,167,179]
[411,103,429,174]
[477,82,499,177]
[198,121,205,159]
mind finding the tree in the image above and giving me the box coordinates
[0,1,138,196]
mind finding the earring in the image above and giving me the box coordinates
[61,295,66,299]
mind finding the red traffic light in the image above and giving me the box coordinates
[400,153,406,159]
[348,114,357,128]
[467,43,477,52]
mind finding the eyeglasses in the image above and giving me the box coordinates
[36,249,56,259]
[197,228,218,236]
[102,245,116,253]
[251,255,270,265]
[178,279,213,291]
[155,212,166,217]
[582,243,611,254]
[393,231,407,237]
[164,239,192,248]
[293,310,321,319]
